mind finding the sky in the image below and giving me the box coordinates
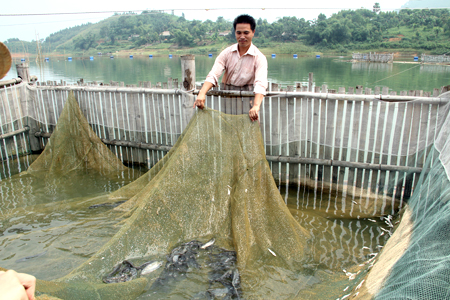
[1,0,411,43]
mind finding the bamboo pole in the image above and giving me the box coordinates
[26,85,448,104]
[265,155,423,173]
[198,90,448,104]
[0,78,22,88]
[0,126,29,140]
[33,130,424,174]
[100,138,172,152]
[27,85,189,95]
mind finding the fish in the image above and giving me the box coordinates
[207,288,229,298]
[15,251,47,263]
[103,260,139,284]
[140,261,163,275]
[268,248,277,256]
[103,259,162,283]
[89,200,126,209]
[200,238,215,249]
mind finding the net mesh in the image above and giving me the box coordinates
[350,92,450,299]
[55,103,313,299]
[26,92,129,177]
[372,93,450,299]
[2,91,316,299]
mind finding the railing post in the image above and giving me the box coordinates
[16,63,30,82]
[180,54,196,129]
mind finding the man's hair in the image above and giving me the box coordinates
[233,14,256,31]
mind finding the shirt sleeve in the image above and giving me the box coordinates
[205,49,228,87]
[253,54,268,95]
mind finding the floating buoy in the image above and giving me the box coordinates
[316,55,320,58]
[129,55,133,59]
[169,54,173,58]
[293,54,298,58]
[90,56,94,60]
[149,54,153,58]
[208,53,213,57]
[271,54,276,58]
[68,57,72,61]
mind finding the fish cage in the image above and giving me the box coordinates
[1,60,450,300]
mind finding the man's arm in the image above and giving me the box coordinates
[249,50,268,121]
[249,93,264,122]
[193,81,214,110]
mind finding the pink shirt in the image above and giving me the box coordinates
[205,43,268,95]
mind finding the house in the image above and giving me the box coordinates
[218,31,231,37]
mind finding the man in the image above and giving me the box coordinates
[193,14,268,122]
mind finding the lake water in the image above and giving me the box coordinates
[0,156,387,299]
[5,55,450,94]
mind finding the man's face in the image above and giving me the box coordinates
[235,23,255,49]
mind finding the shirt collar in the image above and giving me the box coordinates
[232,43,256,56]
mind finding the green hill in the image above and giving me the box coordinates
[3,9,450,56]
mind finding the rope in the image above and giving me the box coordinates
[373,64,421,84]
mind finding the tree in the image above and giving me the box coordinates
[172,29,194,46]
[73,33,96,50]
[100,25,109,38]
[373,3,381,14]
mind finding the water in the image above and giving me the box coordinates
[0,54,409,297]
[5,55,450,93]
[0,161,390,298]
[0,163,143,280]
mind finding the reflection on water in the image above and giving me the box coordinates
[351,62,393,72]
[0,160,391,298]
[281,184,390,271]
[1,154,38,180]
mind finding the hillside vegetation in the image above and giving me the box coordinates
[3,8,450,56]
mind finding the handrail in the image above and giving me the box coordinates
[26,84,448,104]
[0,126,29,140]
[199,90,448,104]
[0,78,22,88]
[27,85,192,95]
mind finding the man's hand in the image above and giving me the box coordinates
[249,93,264,122]
[194,82,214,110]
[249,105,259,122]
[193,95,205,110]
[0,270,36,300]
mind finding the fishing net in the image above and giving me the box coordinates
[1,91,317,299]
[349,92,450,299]
[0,92,143,299]
[26,92,129,177]
[53,104,315,299]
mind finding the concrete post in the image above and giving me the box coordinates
[308,72,313,92]
[16,63,30,82]
[180,55,196,130]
